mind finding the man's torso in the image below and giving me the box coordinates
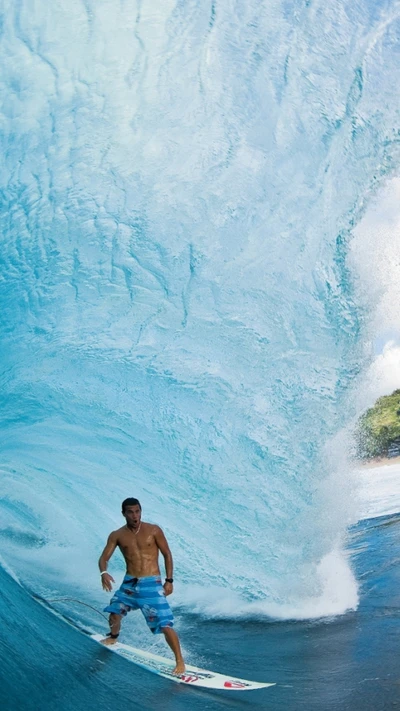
[115,522,161,577]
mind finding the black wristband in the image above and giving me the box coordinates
[165,578,173,583]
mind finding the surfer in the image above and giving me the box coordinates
[98,497,185,674]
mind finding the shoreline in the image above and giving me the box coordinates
[359,454,400,469]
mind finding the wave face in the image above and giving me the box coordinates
[1,0,399,619]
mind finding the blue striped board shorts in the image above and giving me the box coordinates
[104,575,174,634]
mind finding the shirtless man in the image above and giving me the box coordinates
[98,497,185,674]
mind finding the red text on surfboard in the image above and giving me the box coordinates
[224,681,249,688]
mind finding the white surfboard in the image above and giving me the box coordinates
[91,634,274,691]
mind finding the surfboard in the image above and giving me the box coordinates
[90,633,274,691]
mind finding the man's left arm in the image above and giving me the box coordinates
[155,526,174,596]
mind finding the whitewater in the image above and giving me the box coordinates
[1,0,400,709]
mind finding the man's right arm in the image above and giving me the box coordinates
[98,532,118,592]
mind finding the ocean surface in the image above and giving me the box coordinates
[1,0,400,709]
[1,464,400,710]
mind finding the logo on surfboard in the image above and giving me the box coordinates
[224,680,251,688]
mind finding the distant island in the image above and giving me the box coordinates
[356,389,400,460]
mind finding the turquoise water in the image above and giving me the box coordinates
[1,0,400,708]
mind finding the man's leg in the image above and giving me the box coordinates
[101,613,122,645]
[162,626,185,674]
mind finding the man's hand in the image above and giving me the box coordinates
[101,573,115,592]
[163,581,173,596]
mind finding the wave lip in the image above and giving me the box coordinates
[1,0,400,619]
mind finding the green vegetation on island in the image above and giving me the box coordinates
[356,389,400,460]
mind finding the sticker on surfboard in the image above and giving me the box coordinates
[90,634,274,691]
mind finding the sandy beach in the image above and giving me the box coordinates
[359,454,400,469]
[355,455,400,522]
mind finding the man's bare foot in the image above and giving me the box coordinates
[100,636,118,646]
[172,659,185,675]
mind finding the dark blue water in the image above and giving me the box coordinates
[1,512,399,711]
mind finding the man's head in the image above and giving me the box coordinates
[121,497,142,528]
[122,497,141,513]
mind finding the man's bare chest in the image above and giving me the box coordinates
[118,531,157,557]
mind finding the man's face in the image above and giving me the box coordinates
[123,504,142,527]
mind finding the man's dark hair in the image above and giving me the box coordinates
[122,497,142,512]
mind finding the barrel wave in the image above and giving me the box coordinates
[1,0,400,626]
